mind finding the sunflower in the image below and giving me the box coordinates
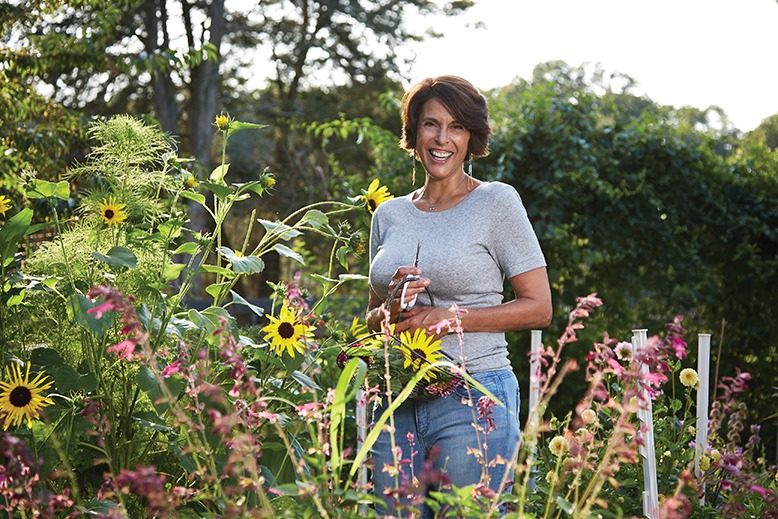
[262,302,316,358]
[396,328,443,381]
[0,195,10,216]
[214,113,231,131]
[362,179,393,214]
[0,362,55,431]
[98,196,128,226]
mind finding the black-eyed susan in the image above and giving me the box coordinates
[362,179,393,214]
[0,194,10,216]
[98,196,128,226]
[262,302,315,358]
[396,328,443,382]
[0,362,54,430]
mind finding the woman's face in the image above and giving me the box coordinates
[415,98,470,181]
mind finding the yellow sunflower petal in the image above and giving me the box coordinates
[0,362,55,431]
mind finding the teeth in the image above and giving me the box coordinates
[430,150,453,159]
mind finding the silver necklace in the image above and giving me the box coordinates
[419,174,470,211]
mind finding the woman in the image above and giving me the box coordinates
[366,76,552,514]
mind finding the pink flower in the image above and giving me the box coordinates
[161,360,182,378]
[87,301,114,319]
[749,484,773,497]
[670,335,688,359]
[107,339,138,360]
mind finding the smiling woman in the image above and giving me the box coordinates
[365,75,552,517]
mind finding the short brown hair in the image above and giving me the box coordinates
[400,75,491,158]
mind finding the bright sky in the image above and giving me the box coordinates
[403,0,778,132]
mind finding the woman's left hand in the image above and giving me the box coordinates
[395,306,459,339]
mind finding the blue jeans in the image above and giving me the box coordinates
[370,369,521,517]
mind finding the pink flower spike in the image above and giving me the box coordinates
[87,301,113,319]
[108,339,137,360]
[161,360,181,378]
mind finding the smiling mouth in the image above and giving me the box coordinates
[429,149,453,161]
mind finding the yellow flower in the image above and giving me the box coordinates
[0,362,54,430]
[680,368,698,388]
[363,179,393,214]
[98,197,128,226]
[396,328,443,381]
[581,408,597,426]
[700,455,711,471]
[350,317,368,339]
[549,435,568,457]
[185,174,199,189]
[262,302,315,358]
[214,113,231,131]
[262,174,276,189]
[0,195,11,216]
[710,448,721,463]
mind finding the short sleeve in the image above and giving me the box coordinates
[488,184,546,278]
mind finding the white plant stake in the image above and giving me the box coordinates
[528,329,543,428]
[633,329,659,519]
[356,389,367,489]
[694,333,712,504]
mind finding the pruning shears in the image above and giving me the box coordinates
[400,240,422,311]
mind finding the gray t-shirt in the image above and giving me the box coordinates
[369,181,546,373]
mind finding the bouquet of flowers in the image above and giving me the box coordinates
[337,319,464,401]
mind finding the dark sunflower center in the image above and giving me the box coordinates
[10,386,32,407]
[412,348,428,361]
[278,322,295,339]
[105,209,115,219]
[368,198,377,211]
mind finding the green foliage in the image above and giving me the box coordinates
[479,63,778,446]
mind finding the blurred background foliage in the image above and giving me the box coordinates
[2,0,777,460]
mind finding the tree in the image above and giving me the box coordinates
[484,62,778,457]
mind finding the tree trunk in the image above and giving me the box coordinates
[143,0,178,135]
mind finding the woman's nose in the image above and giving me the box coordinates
[436,127,449,143]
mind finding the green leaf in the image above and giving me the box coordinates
[336,245,349,269]
[0,207,32,266]
[163,263,186,281]
[209,163,230,182]
[258,219,302,240]
[226,121,267,138]
[67,293,115,336]
[199,264,235,278]
[158,221,182,239]
[173,241,199,255]
[179,190,206,205]
[338,274,368,282]
[91,246,137,269]
[226,290,265,318]
[291,370,320,391]
[26,179,70,200]
[217,246,265,274]
[235,180,266,197]
[200,180,233,199]
[302,209,328,228]
[6,291,25,307]
[136,366,183,413]
[555,495,574,515]
[273,244,304,265]
[205,281,230,300]
[310,273,338,284]
[132,411,173,434]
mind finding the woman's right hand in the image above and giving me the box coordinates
[385,266,430,321]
